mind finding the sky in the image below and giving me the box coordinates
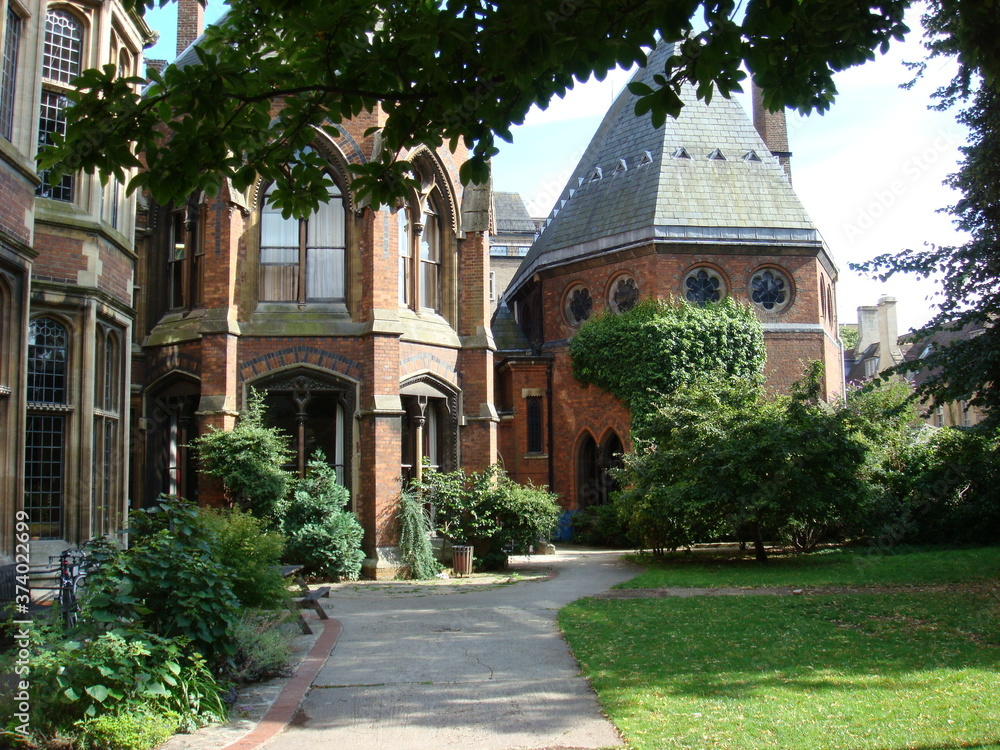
[142,3,966,335]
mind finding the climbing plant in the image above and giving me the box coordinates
[569,297,766,423]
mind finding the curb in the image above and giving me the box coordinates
[221,617,342,750]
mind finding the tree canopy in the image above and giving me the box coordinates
[853,0,1000,424]
[43,0,931,215]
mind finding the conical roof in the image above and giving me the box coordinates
[506,41,822,297]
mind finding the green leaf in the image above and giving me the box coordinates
[85,684,110,702]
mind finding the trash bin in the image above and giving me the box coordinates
[452,545,474,577]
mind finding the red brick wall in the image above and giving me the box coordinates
[0,163,33,247]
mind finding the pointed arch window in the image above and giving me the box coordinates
[399,191,444,313]
[260,181,346,303]
[37,9,83,201]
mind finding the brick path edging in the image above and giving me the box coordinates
[221,618,343,750]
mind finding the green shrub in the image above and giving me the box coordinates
[278,452,365,580]
[83,498,242,670]
[192,388,293,518]
[570,504,636,548]
[20,626,224,740]
[200,507,289,610]
[396,490,442,580]
[415,465,560,570]
[231,612,293,683]
[76,705,180,750]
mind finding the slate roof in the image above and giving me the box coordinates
[506,40,822,298]
[493,192,538,234]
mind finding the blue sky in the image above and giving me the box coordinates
[143,3,964,333]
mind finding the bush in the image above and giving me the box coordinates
[415,465,561,570]
[192,388,293,518]
[570,504,635,548]
[12,625,224,743]
[76,705,180,750]
[200,507,289,610]
[278,452,365,580]
[231,612,293,683]
[82,498,242,670]
[396,490,442,579]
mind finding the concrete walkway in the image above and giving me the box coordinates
[263,547,639,750]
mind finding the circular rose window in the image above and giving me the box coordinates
[609,276,638,313]
[750,268,791,312]
[564,285,593,326]
[684,267,725,305]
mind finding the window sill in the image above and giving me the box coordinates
[522,453,548,460]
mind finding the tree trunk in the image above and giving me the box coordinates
[754,527,768,562]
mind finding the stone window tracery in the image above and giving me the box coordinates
[609,276,638,313]
[564,284,592,326]
[684,267,725,305]
[38,9,84,201]
[750,268,791,312]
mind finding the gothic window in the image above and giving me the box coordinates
[93,328,121,537]
[37,9,83,201]
[398,208,410,305]
[399,181,448,315]
[526,397,543,453]
[260,181,346,303]
[0,5,21,141]
[609,276,638,314]
[684,267,725,305]
[750,268,791,312]
[25,317,70,539]
[564,284,592,326]
[577,432,623,508]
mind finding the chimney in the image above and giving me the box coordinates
[877,295,902,371]
[856,305,879,353]
[751,83,792,181]
[176,0,205,57]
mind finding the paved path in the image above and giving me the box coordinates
[262,547,639,750]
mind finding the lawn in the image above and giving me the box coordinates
[618,545,1000,589]
[561,547,1000,750]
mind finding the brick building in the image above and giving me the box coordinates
[488,192,539,314]
[494,41,844,515]
[0,0,153,564]
[129,7,498,578]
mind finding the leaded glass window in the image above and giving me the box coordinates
[0,7,21,141]
[610,276,638,313]
[37,9,82,201]
[750,269,790,311]
[684,268,724,305]
[526,397,543,453]
[565,285,592,325]
[27,317,68,403]
[419,205,440,311]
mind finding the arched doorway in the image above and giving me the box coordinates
[576,430,624,508]
[145,376,200,504]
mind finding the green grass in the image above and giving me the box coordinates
[561,587,1000,750]
[618,545,1000,589]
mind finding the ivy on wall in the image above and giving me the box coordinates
[569,297,766,423]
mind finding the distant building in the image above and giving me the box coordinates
[844,296,986,427]
[488,192,538,314]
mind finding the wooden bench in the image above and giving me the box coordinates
[279,564,331,634]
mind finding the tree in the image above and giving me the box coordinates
[615,364,876,560]
[41,0,925,215]
[569,297,766,424]
[852,1,1000,424]
[191,388,293,517]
